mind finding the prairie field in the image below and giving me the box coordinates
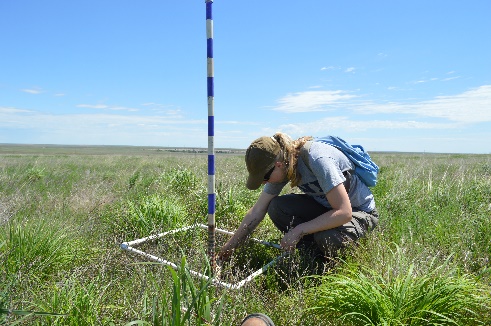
[1,144,490,325]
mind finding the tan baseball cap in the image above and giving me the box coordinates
[245,136,280,190]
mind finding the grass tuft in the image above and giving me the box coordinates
[114,194,188,238]
[306,246,491,325]
[2,218,77,277]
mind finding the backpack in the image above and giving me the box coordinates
[302,136,379,187]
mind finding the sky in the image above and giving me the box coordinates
[1,1,490,153]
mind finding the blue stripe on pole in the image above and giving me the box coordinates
[207,77,214,97]
[208,155,215,175]
[207,39,213,58]
[208,193,215,214]
[206,2,212,20]
[208,116,214,136]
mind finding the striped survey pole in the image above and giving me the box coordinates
[206,0,216,271]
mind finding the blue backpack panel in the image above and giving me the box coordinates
[314,136,379,187]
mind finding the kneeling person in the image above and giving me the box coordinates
[219,132,379,260]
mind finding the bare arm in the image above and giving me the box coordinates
[219,191,276,260]
[280,183,352,250]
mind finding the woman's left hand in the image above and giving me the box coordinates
[280,227,304,251]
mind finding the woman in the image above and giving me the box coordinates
[218,132,378,260]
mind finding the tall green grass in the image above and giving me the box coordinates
[29,277,109,326]
[3,219,76,277]
[305,245,490,325]
[372,154,491,277]
[118,194,188,238]
[127,258,224,326]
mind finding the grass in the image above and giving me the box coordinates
[4,216,84,276]
[0,145,490,325]
[305,245,490,325]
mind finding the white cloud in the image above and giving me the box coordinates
[1,110,204,129]
[0,106,32,114]
[266,85,491,144]
[345,67,355,73]
[320,66,337,71]
[272,90,358,113]
[77,104,109,109]
[414,76,447,84]
[0,109,207,146]
[77,104,139,112]
[354,85,491,123]
[276,117,456,136]
[141,102,184,116]
[442,76,460,81]
[417,85,491,122]
[111,106,139,112]
[165,109,183,116]
[271,85,491,121]
[22,88,43,94]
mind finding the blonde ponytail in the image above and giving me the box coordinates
[272,132,313,187]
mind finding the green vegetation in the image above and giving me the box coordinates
[306,246,488,325]
[1,145,490,325]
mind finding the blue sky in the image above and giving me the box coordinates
[1,1,490,153]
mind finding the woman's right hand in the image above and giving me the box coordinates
[217,192,274,262]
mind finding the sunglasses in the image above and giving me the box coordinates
[263,166,275,181]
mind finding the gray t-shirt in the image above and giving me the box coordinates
[264,141,375,212]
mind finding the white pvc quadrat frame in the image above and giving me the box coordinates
[120,0,286,290]
[120,224,288,290]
